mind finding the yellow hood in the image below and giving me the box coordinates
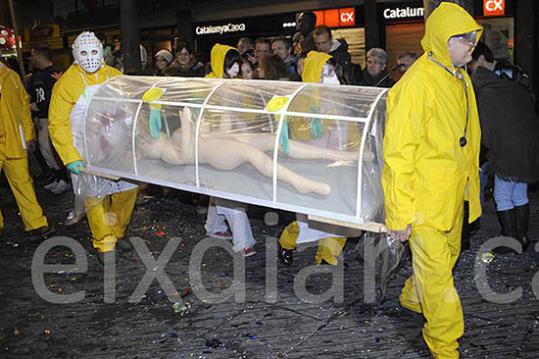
[206,43,236,79]
[421,2,483,68]
[301,51,332,83]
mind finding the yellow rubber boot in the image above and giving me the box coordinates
[110,188,138,239]
[0,209,4,231]
[278,221,300,250]
[314,237,346,265]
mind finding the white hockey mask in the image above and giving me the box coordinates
[72,32,103,73]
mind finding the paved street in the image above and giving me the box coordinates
[1,183,539,358]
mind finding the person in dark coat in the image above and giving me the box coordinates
[471,41,539,252]
[359,48,395,88]
[165,41,204,77]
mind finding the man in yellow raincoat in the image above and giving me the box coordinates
[0,60,52,239]
[382,3,482,358]
[48,32,138,259]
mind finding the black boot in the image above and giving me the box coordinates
[514,204,530,252]
[278,245,294,265]
[495,209,517,253]
[116,238,134,252]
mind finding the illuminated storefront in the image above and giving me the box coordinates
[193,6,366,66]
[379,0,515,71]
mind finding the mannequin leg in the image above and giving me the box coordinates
[230,133,358,162]
[203,140,330,195]
[241,149,331,195]
[287,139,358,162]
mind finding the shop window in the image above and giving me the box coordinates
[385,23,425,72]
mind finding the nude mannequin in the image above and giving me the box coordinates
[141,107,359,196]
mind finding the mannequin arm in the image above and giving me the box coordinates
[180,107,195,160]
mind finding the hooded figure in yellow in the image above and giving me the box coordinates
[288,50,332,141]
[382,3,482,358]
[49,32,138,256]
[278,50,347,267]
[0,61,50,236]
[205,44,240,79]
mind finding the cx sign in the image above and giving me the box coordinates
[339,8,355,26]
[484,0,505,16]
[314,7,356,28]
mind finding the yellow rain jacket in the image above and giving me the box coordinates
[205,44,236,79]
[382,3,483,232]
[288,51,331,141]
[0,62,48,231]
[48,63,121,165]
[0,63,35,158]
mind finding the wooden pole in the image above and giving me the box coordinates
[7,0,25,77]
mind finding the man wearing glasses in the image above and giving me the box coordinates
[382,3,482,358]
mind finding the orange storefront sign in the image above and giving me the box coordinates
[484,0,505,16]
[314,7,356,28]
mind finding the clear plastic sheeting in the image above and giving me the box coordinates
[83,76,387,228]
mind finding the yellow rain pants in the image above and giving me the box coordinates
[279,221,346,265]
[0,63,47,232]
[400,203,464,359]
[0,156,48,231]
[85,187,138,253]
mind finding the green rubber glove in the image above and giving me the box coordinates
[66,160,85,175]
[279,119,290,156]
[310,118,324,139]
[149,108,162,139]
